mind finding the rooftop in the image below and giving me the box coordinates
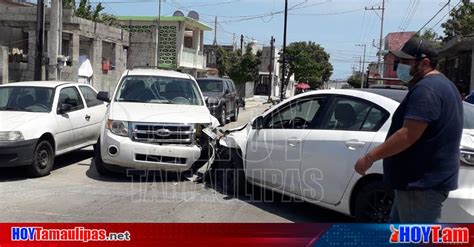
[117,16,212,31]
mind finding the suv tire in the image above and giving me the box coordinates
[94,142,114,176]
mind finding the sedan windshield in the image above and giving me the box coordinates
[0,87,54,113]
[115,76,204,106]
[197,80,224,93]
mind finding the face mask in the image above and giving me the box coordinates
[396,63,413,83]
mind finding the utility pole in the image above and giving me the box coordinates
[48,0,61,81]
[365,0,385,84]
[213,16,218,46]
[34,0,45,81]
[356,44,367,88]
[155,0,162,67]
[240,34,244,55]
[268,36,275,102]
[280,0,288,100]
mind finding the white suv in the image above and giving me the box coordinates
[94,69,219,175]
[0,82,106,177]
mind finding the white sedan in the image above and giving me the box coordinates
[218,89,474,222]
[0,81,106,177]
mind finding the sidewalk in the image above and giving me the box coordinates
[244,95,277,109]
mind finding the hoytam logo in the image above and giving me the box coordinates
[11,227,131,242]
[390,225,469,244]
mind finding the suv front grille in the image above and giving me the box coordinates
[131,123,195,144]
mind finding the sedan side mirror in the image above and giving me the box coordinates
[58,104,72,114]
[252,116,264,130]
[97,91,110,102]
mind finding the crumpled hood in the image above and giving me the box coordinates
[0,111,48,131]
[109,102,216,125]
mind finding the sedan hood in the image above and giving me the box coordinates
[0,111,48,131]
[110,102,215,125]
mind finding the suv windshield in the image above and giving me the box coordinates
[115,76,204,106]
[197,80,224,93]
[0,87,54,113]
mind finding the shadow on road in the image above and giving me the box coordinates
[0,149,94,182]
[85,157,189,184]
[243,186,354,223]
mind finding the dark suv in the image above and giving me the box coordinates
[196,77,239,126]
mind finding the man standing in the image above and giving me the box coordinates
[354,37,463,223]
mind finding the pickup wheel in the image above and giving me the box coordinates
[94,142,113,176]
[230,105,239,122]
[27,140,54,177]
[354,180,394,222]
[218,105,227,126]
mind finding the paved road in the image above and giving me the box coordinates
[0,104,351,223]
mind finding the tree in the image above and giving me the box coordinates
[283,41,333,93]
[216,47,262,85]
[347,74,362,88]
[442,0,474,41]
[415,28,443,49]
[67,0,117,25]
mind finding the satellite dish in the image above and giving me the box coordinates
[173,10,184,17]
[187,11,200,21]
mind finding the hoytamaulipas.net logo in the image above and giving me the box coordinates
[390,224,469,244]
[11,226,131,242]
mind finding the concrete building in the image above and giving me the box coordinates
[118,15,212,78]
[256,45,280,97]
[438,34,474,97]
[0,3,129,92]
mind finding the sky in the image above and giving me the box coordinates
[87,0,456,79]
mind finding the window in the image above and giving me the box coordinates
[322,97,388,131]
[197,80,224,93]
[79,86,103,108]
[265,97,326,129]
[58,87,84,112]
[115,76,204,106]
[0,87,53,113]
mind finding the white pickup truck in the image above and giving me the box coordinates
[94,69,219,175]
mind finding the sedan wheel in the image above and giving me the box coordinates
[27,140,54,177]
[354,180,394,222]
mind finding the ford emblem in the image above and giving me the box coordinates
[155,129,171,137]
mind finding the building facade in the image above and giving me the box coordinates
[118,16,211,78]
[0,3,129,92]
[438,35,474,97]
[382,31,415,85]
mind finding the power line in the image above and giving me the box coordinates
[417,0,452,34]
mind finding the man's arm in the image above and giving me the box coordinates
[354,119,428,175]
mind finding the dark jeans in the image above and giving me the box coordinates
[390,190,449,223]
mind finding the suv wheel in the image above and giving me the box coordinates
[354,180,394,222]
[230,105,239,122]
[218,105,227,126]
[94,142,113,176]
[27,140,54,177]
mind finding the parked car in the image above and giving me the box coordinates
[217,88,474,222]
[196,77,240,126]
[0,81,106,177]
[94,69,219,176]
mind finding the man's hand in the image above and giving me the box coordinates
[354,155,373,176]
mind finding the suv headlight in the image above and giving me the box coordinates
[0,131,24,141]
[107,120,129,137]
[460,150,474,166]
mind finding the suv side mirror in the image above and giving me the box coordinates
[252,116,264,130]
[58,104,72,114]
[97,91,110,102]
[225,89,230,95]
